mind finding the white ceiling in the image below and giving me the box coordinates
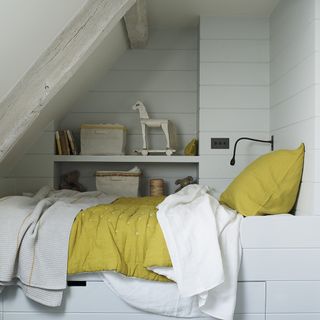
[147,0,280,27]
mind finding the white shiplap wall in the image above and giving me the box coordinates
[6,122,55,195]
[0,178,15,197]
[199,17,270,197]
[270,0,319,215]
[57,27,198,195]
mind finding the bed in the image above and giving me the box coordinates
[0,185,242,319]
[0,146,312,319]
[2,214,320,320]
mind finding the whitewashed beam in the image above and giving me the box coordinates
[124,0,148,48]
[0,0,136,163]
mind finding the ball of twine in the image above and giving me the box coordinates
[150,179,165,196]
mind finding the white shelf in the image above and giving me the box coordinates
[53,155,200,163]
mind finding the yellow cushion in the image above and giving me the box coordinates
[184,138,198,156]
[220,144,305,216]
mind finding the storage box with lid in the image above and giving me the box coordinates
[80,124,126,155]
[96,167,142,197]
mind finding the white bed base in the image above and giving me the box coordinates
[1,277,264,320]
[2,215,320,320]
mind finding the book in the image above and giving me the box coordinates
[59,131,66,155]
[63,130,71,155]
[59,130,70,155]
[66,129,77,155]
[55,131,62,155]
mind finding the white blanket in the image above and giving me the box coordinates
[0,187,116,306]
[101,271,205,318]
[154,185,243,320]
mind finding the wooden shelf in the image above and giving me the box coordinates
[53,155,200,163]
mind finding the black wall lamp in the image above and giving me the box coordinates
[230,136,274,166]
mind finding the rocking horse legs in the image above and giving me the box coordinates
[141,123,148,149]
[161,122,170,149]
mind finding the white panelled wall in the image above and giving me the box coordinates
[60,27,198,154]
[57,27,198,194]
[6,122,56,195]
[199,17,270,198]
[4,1,320,216]
[4,27,198,196]
[270,0,320,215]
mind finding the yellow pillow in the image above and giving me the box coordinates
[220,144,305,216]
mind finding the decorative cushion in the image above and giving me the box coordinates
[220,144,305,216]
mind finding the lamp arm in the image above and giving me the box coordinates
[230,136,274,166]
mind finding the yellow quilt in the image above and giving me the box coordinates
[67,196,172,281]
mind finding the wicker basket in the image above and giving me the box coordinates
[96,169,141,197]
[81,124,126,155]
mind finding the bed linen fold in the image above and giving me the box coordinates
[101,271,205,318]
[154,184,243,320]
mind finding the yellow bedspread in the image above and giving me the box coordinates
[67,196,172,281]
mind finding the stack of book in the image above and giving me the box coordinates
[55,130,77,155]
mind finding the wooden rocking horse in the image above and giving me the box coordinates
[132,101,177,156]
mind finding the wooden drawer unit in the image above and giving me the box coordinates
[3,281,138,313]
[267,315,320,320]
[3,313,266,320]
[3,313,211,320]
[235,316,265,320]
[3,314,208,320]
[266,281,320,313]
[235,282,265,314]
[240,249,320,281]
[2,281,265,318]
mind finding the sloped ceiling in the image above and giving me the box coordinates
[0,19,130,175]
[0,0,88,103]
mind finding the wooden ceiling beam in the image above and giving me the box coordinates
[0,0,136,163]
[124,0,149,48]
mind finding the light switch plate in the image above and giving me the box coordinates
[211,138,229,149]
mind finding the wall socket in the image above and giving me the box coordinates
[211,137,230,149]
